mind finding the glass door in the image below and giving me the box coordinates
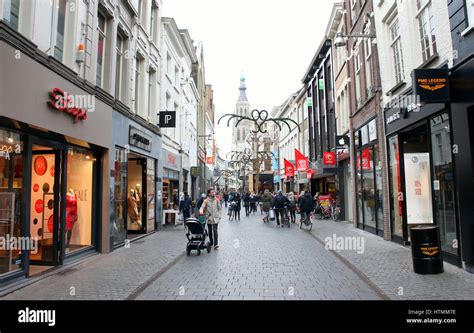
[388,135,404,239]
[29,145,61,266]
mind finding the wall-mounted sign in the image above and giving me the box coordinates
[159,111,176,128]
[47,88,88,122]
[336,135,350,148]
[191,166,200,178]
[163,150,180,170]
[129,126,152,152]
[413,68,450,103]
[323,152,335,166]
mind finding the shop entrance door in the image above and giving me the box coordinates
[29,145,62,267]
[127,156,147,235]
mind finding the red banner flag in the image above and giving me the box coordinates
[295,149,309,171]
[284,159,295,177]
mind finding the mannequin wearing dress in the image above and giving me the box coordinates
[65,189,78,248]
[127,189,141,229]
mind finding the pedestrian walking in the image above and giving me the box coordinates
[243,192,251,216]
[272,191,290,227]
[287,192,297,223]
[261,189,273,223]
[179,192,192,221]
[250,193,257,214]
[234,192,242,220]
[200,188,222,249]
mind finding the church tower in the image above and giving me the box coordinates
[231,75,251,153]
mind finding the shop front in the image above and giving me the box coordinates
[385,101,460,265]
[111,113,160,247]
[162,149,181,211]
[0,39,111,283]
[337,147,353,222]
[354,118,384,236]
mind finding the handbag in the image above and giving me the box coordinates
[268,209,276,221]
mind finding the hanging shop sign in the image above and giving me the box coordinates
[413,68,450,103]
[158,111,177,128]
[129,126,152,152]
[307,97,313,107]
[191,166,200,178]
[294,149,309,171]
[206,156,214,165]
[323,152,335,166]
[284,159,295,177]
[47,88,88,122]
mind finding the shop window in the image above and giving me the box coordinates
[65,147,95,253]
[374,144,384,231]
[388,136,403,237]
[430,113,457,255]
[361,148,376,229]
[0,130,23,275]
[146,158,155,232]
[113,148,127,245]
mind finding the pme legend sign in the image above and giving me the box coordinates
[159,111,176,128]
[413,68,450,103]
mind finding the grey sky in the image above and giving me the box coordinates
[163,0,337,156]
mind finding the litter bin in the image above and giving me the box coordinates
[410,226,444,274]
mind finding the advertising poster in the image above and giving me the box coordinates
[404,153,433,224]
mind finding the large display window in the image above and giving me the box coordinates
[0,130,23,275]
[65,147,95,253]
[113,147,127,246]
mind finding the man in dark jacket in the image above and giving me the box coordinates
[272,191,290,227]
[179,192,192,221]
[299,191,315,223]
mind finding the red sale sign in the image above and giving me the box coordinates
[284,159,295,177]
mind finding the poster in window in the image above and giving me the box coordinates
[404,153,433,224]
[368,119,377,142]
[360,126,369,146]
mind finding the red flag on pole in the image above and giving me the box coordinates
[284,159,295,177]
[294,149,309,171]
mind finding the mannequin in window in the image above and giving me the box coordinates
[65,189,78,250]
[127,189,141,229]
[135,186,142,214]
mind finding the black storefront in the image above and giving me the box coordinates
[383,68,465,267]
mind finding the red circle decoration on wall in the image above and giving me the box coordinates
[34,156,48,176]
[35,199,43,214]
[50,165,55,177]
[33,184,39,192]
[48,214,54,233]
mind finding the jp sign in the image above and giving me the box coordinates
[159,111,176,128]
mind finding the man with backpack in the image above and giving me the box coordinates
[272,191,290,227]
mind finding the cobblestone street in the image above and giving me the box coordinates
[3,211,474,301]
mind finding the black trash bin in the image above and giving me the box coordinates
[410,226,444,274]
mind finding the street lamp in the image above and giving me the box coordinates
[334,13,376,48]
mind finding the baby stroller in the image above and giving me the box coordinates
[185,217,212,256]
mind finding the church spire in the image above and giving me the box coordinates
[238,74,248,102]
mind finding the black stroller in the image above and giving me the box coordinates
[185,217,212,256]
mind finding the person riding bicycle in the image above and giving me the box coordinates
[299,191,315,224]
[272,191,290,227]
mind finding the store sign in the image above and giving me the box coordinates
[358,149,372,171]
[47,88,88,122]
[336,135,349,148]
[159,111,176,128]
[191,166,200,177]
[0,144,21,160]
[206,156,214,165]
[413,68,450,103]
[129,126,152,152]
[323,152,335,166]
[307,97,313,107]
[294,149,308,171]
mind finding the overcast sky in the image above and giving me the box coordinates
[163,0,337,156]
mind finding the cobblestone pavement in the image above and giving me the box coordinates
[135,213,381,300]
[2,228,185,300]
[308,219,474,300]
[4,211,472,301]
